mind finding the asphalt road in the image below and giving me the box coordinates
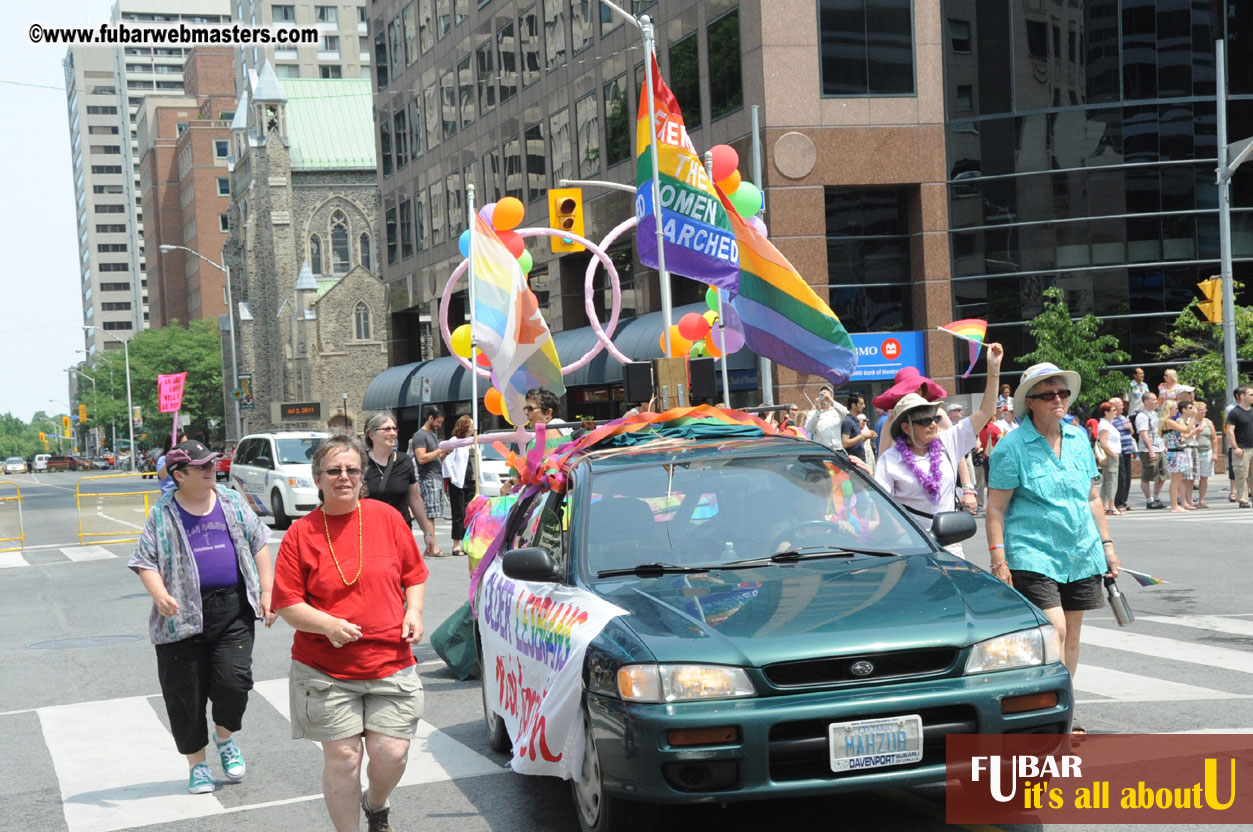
[2,471,1251,832]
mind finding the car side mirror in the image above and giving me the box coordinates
[931,511,977,547]
[501,547,562,583]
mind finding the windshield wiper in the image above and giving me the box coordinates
[720,545,899,568]
[596,562,714,578]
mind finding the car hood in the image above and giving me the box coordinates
[592,554,1043,667]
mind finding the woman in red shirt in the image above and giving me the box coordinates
[274,434,429,832]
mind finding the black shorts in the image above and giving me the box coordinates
[1009,570,1105,612]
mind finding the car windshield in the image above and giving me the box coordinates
[6,457,22,464]
[276,437,325,465]
[581,452,935,578]
[478,444,507,461]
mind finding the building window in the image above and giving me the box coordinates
[402,1,416,65]
[446,171,465,235]
[669,33,701,129]
[103,321,133,331]
[542,0,566,69]
[320,65,342,78]
[603,74,629,167]
[331,212,351,272]
[219,213,229,232]
[497,22,519,103]
[423,82,439,150]
[575,92,599,178]
[437,0,453,37]
[374,29,389,89]
[385,206,398,263]
[415,193,426,251]
[483,148,502,202]
[948,18,971,53]
[440,68,457,140]
[475,40,496,115]
[708,10,742,119]
[571,0,593,55]
[354,302,372,340]
[380,116,393,176]
[524,122,545,203]
[217,177,230,196]
[360,232,372,271]
[549,108,573,187]
[428,183,445,245]
[315,5,337,24]
[824,187,913,331]
[275,64,301,78]
[819,0,915,96]
[520,6,541,87]
[388,17,402,81]
[214,139,229,159]
[323,34,340,53]
[400,199,414,259]
[273,4,295,22]
[419,0,434,53]
[457,55,474,128]
[310,234,323,274]
[393,108,408,169]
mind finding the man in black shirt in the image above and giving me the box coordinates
[840,392,875,462]
[1225,385,1253,507]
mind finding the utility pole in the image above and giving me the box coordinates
[1215,39,1252,406]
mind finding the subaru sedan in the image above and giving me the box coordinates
[479,433,1072,832]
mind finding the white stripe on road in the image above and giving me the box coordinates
[98,510,144,530]
[1072,665,1250,703]
[60,546,116,562]
[0,551,30,568]
[1137,614,1253,637]
[1081,625,1253,675]
[38,696,225,832]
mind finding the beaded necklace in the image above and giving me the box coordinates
[322,502,364,586]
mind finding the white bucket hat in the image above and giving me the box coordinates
[888,392,942,440]
[1013,363,1082,418]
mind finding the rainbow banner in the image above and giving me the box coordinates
[635,54,739,289]
[1122,567,1168,587]
[714,188,858,386]
[470,213,564,425]
[938,318,988,378]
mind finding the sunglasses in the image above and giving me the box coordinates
[1026,389,1072,403]
[324,467,363,478]
[909,415,942,427]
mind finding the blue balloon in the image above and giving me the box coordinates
[458,229,472,259]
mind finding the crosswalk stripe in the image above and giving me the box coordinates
[1081,625,1253,675]
[38,696,225,832]
[0,551,30,568]
[1072,665,1250,703]
[60,546,116,562]
[1137,614,1253,637]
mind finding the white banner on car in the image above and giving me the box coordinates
[478,558,626,778]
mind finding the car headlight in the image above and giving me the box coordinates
[616,664,756,703]
[287,477,314,488]
[964,625,1061,674]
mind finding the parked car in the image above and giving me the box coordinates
[4,457,27,474]
[32,453,50,473]
[215,451,232,481]
[476,430,1071,832]
[475,442,510,497]
[45,455,79,472]
[230,432,329,529]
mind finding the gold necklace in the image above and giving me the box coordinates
[323,502,363,586]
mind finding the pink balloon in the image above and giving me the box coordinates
[711,323,746,354]
[747,214,769,238]
[710,145,739,182]
[478,202,497,223]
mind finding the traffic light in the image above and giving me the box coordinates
[78,403,88,423]
[547,187,585,253]
[62,415,71,438]
[1197,277,1222,324]
[39,432,45,442]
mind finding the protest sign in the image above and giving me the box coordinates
[157,373,187,414]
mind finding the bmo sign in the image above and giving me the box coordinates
[848,331,926,381]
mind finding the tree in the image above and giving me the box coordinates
[1156,289,1253,399]
[1018,286,1131,410]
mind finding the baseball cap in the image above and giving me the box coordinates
[164,440,220,471]
[946,402,964,412]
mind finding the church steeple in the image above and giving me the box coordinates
[252,62,288,141]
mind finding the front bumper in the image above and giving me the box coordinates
[587,662,1071,804]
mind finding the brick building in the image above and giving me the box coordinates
[223,63,386,436]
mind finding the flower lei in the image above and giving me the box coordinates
[895,435,945,505]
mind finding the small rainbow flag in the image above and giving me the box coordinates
[1122,567,1168,587]
[938,318,988,378]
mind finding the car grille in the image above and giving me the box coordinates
[768,705,977,782]
[763,647,959,688]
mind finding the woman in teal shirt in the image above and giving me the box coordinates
[985,363,1121,734]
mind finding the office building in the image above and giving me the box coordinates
[229,0,374,93]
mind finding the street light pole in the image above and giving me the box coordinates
[1215,40,1252,407]
[158,245,242,442]
[85,327,136,472]
[66,368,97,456]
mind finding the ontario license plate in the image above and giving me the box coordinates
[828,714,924,772]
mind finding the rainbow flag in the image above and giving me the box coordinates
[635,54,739,289]
[938,318,988,378]
[469,213,565,425]
[1122,568,1168,587]
[715,188,857,386]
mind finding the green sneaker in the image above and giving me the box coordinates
[188,763,215,794]
[215,737,246,782]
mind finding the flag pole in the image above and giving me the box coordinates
[751,103,774,405]
[641,16,674,354]
[467,184,482,499]
[704,150,733,403]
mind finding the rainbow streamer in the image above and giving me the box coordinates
[1122,567,1168,587]
[938,318,988,379]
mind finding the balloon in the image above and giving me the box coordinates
[478,202,497,223]
[729,181,762,218]
[484,387,504,416]
[659,326,693,357]
[703,310,718,326]
[678,312,710,342]
[704,334,723,358]
[690,340,709,359]
[497,229,526,258]
[493,196,525,230]
[710,144,739,182]
[451,324,473,358]
[718,169,741,192]
[475,350,491,368]
[517,248,533,274]
[458,229,472,259]
[711,323,745,354]
[705,285,719,311]
[746,214,769,237]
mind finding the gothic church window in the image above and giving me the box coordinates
[354,302,372,340]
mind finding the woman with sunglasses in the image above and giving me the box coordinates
[873,343,1004,546]
[273,434,429,832]
[362,411,437,550]
[985,363,1121,735]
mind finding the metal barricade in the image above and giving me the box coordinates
[76,473,161,545]
[0,480,24,552]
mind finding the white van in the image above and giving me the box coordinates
[229,431,328,529]
[32,454,51,473]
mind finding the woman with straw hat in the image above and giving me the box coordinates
[985,362,1121,734]
[873,343,1004,550]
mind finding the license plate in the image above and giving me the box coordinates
[828,714,924,772]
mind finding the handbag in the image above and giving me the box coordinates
[430,601,480,679]
[1094,441,1108,466]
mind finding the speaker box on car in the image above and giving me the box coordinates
[689,358,716,400]
[623,361,654,403]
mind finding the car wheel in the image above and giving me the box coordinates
[271,490,291,530]
[570,712,653,832]
[479,646,511,752]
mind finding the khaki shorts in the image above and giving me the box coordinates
[289,660,424,742]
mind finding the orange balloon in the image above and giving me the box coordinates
[659,325,693,357]
[718,169,741,192]
[704,334,724,358]
[484,387,504,416]
[492,196,525,231]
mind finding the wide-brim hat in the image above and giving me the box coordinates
[1013,363,1082,418]
[872,366,948,412]
[888,393,942,440]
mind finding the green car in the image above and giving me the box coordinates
[482,433,1072,832]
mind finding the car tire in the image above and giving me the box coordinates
[570,710,655,832]
[478,643,511,753]
[271,490,291,530]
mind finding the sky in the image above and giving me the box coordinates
[0,1,120,423]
